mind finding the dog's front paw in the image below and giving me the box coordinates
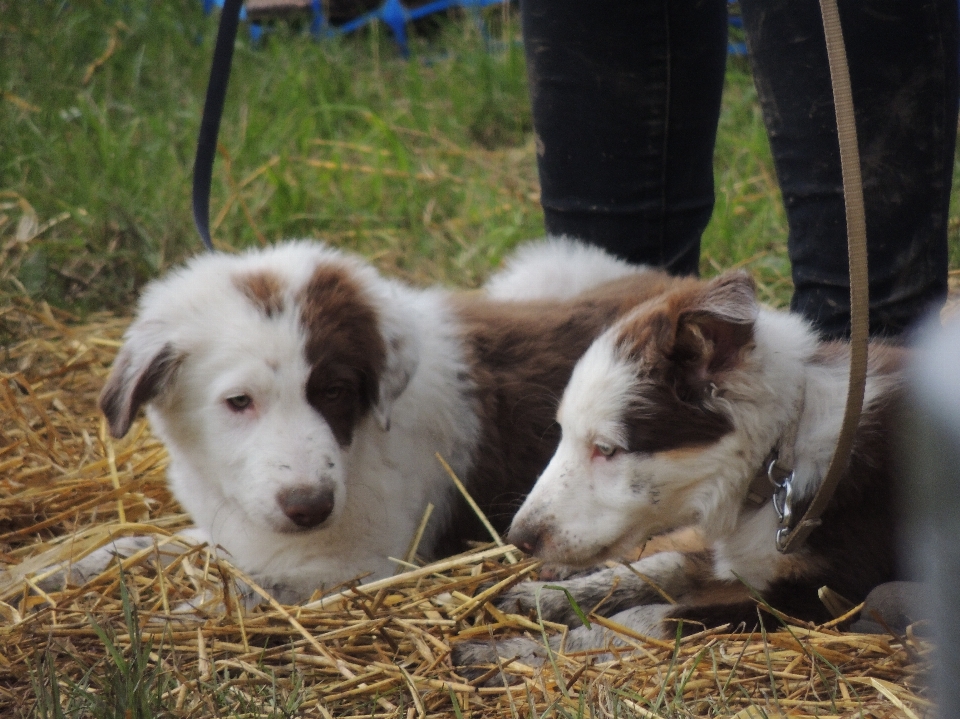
[452,636,551,685]
[562,604,674,654]
[496,580,593,626]
[496,581,558,619]
[35,536,160,593]
[538,563,595,582]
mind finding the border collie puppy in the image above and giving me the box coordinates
[456,270,905,667]
[67,240,675,603]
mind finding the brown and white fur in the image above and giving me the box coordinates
[455,271,905,670]
[67,239,678,604]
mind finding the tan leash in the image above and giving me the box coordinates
[775,0,871,553]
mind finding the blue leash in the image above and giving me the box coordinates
[193,0,244,251]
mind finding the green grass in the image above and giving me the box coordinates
[28,579,173,719]
[3,2,959,316]
[5,2,955,316]
[706,58,792,304]
[1,0,541,313]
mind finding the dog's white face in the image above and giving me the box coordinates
[146,311,347,535]
[508,273,760,567]
[99,243,418,542]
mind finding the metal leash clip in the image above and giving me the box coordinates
[767,456,795,551]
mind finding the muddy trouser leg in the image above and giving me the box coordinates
[739,0,959,339]
[519,0,729,275]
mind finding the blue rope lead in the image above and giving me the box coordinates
[193,0,244,251]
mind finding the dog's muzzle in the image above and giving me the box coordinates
[277,485,335,529]
[508,522,546,556]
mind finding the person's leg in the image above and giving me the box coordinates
[519,0,728,275]
[740,0,958,339]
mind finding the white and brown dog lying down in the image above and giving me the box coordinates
[455,270,905,672]
[45,239,678,604]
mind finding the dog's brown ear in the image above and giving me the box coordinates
[674,271,758,378]
[99,341,183,438]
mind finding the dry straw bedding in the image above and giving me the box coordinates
[0,300,933,718]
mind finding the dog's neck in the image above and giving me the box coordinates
[685,308,813,540]
[742,391,805,509]
[720,309,892,542]
[342,283,482,557]
[682,306,901,590]
[704,310,852,584]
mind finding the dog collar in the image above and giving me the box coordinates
[744,449,793,508]
[743,388,832,554]
[742,391,806,551]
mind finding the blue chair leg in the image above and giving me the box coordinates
[310,0,328,37]
[380,0,410,57]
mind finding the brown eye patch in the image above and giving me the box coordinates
[299,265,387,448]
[305,364,367,446]
[623,380,733,455]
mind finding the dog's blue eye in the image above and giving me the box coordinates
[226,395,252,411]
[594,442,617,458]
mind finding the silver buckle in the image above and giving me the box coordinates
[767,457,795,548]
[775,525,791,552]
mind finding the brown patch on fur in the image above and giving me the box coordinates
[613,272,757,372]
[298,266,386,447]
[610,273,759,455]
[680,581,753,608]
[655,445,710,461]
[668,552,826,625]
[234,270,286,317]
[664,551,826,633]
[624,382,734,454]
[667,600,767,634]
[613,279,702,366]
[634,527,706,561]
[772,551,831,584]
[435,271,682,555]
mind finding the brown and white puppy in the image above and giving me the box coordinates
[77,239,678,603]
[456,271,905,667]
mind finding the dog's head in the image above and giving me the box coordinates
[99,242,419,537]
[508,272,760,567]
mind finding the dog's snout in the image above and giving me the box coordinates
[508,523,544,556]
[277,486,335,529]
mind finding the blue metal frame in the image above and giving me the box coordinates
[201,0,748,57]
[333,0,504,56]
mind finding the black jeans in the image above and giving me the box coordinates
[520,0,958,338]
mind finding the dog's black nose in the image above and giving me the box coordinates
[508,524,543,556]
[278,486,335,528]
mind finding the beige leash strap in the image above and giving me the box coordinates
[778,0,870,553]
